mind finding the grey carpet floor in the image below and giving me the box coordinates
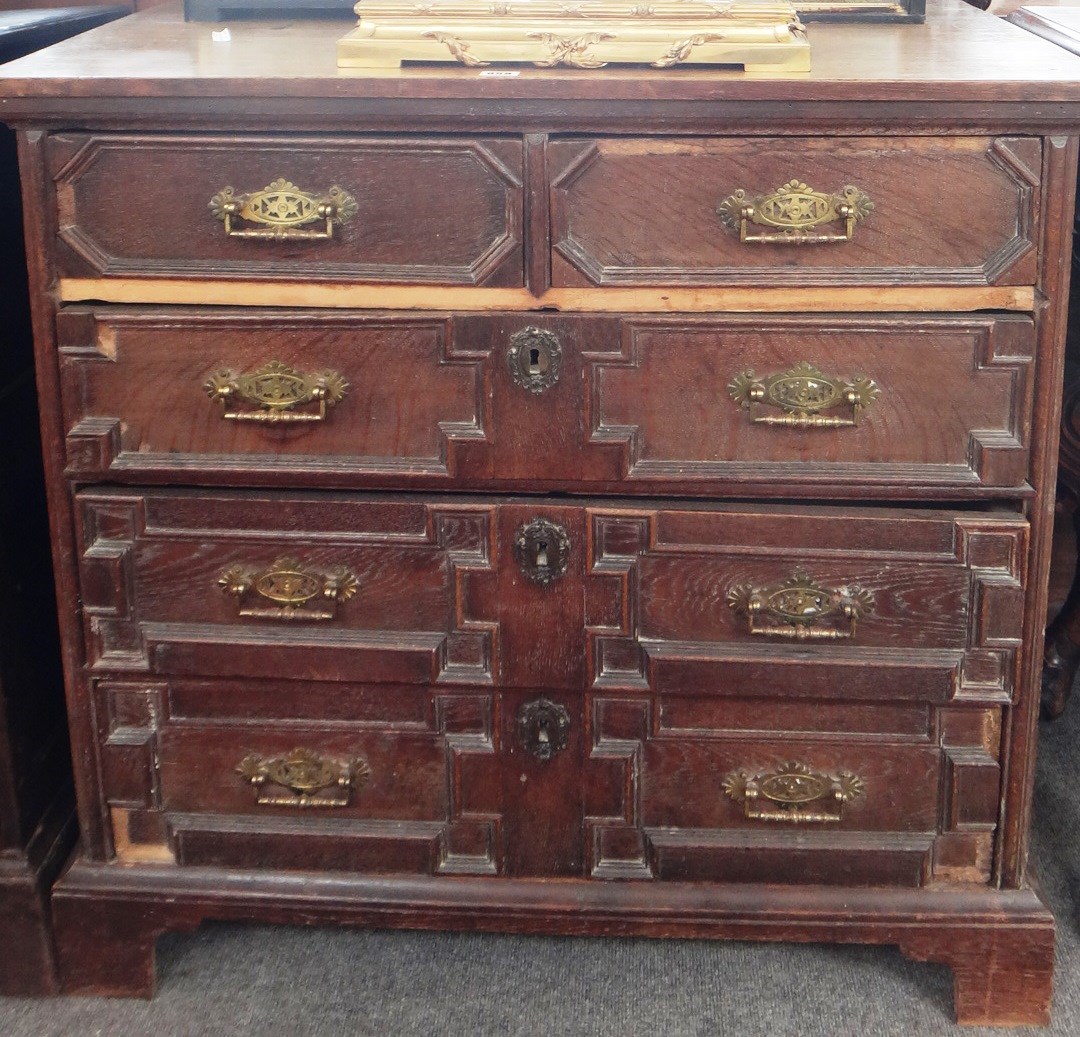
[5,704,1080,1037]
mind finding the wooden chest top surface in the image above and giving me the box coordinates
[2,0,1080,109]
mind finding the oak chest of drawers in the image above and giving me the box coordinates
[3,1,1080,1024]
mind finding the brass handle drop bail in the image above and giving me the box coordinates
[218,558,359,622]
[729,362,879,430]
[727,572,874,641]
[237,748,371,808]
[723,762,864,823]
[205,361,349,424]
[210,179,358,241]
[717,181,874,245]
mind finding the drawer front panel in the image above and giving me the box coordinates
[49,134,524,285]
[96,681,999,886]
[586,506,1027,704]
[78,491,1026,707]
[550,136,1040,287]
[76,491,589,691]
[97,680,585,877]
[585,696,1002,886]
[60,309,490,484]
[60,309,1034,497]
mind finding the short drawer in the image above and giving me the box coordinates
[96,680,586,877]
[77,491,1028,706]
[59,309,1034,497]
[586,695,1002,887]
[586,503,1028,704]
[48,133,524,285]
[549,136,1040,287]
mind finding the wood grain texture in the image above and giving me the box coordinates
[85,674,1004,888]
[0,1,1079,111]
[585,695,1001,885]
[2,2,1072,1022]
[95,680,587,878]
[73,490,1027,702]
[56,309,1036,497]
[999,133,1079,887]
[55,279,1038,312]
[48,133,524,285]
[586,506,1027,703]
[49,858,1055,1027]
[550,136,1040,288]
[0,52,79,988]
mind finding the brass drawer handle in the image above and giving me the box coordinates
[218,557,359,621]
[237,748,371,808]
[729,362,879,430]
[717,180,874,244]
[205,360,349,424]
[727,571,874,641]
[723,762,864,824]
[209,178,358,241]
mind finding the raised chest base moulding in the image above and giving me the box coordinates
[52,863,1054,1028]
[2,1,1080,1026]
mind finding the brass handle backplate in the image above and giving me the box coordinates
[717,180,874,244]
[515,518,571,586]
[507,327,563,393]
[205,360,349,424]
[209,178,358,241]
[729,362,879,430]
[517,698,571,761]
[727,571,874,641]
[723,762,864,823]
[218,557,359,621]
[237,748,371,808]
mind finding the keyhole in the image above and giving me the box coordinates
[537,722,551,748]
[534,539,549,569]
[528,346,542,375]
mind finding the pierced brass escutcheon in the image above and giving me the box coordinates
[729,362,879,430]
[205,361,349,424]
[723,762,864,823]
[727,571,874,641]
[218,557,359,621]
[517,698,571,762]
[507,327,563,394]
[237,748,371,808]
[209,178,358,241]
[717,180,874,244]
[515,518,571,586]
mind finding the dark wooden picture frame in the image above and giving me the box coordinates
[799,0,925,22]
[182,0,925,23]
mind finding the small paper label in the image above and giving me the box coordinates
[211,28,231,42]
[478,70,520,78]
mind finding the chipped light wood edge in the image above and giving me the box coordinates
[109,808,176,866]
[58,279,1036,313]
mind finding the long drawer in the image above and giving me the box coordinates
[48,133,524,285]
[549,135,1041,287]
[59,309,1035,497]
[76,490,1027,704]
[94,677,1001,887]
